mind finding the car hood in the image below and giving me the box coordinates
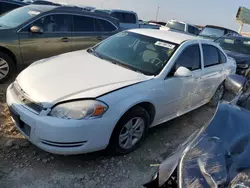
[16,50,151,106]
[224,50,250,64]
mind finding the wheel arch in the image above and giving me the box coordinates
[0,46,17,65]
[108,101,156,144]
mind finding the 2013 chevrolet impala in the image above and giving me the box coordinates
[7,29,236,155]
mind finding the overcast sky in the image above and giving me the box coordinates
[51,0,250,31]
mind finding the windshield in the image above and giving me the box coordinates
[216,37,250,55]
[199,27,225,38]
[92,31,178,76]
[0,6,42,28]
[166,21,185,31]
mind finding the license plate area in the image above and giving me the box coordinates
[9,107,31,137]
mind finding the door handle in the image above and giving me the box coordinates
[96,36,103,41]
[61,37,69,42]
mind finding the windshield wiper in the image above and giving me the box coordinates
[111,60,151,75]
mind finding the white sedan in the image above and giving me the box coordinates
[6,29,236,155]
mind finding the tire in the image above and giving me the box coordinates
[209,83,225,107]
[0,52,15,83]
[245,72,250,91]
[108,106,150,155]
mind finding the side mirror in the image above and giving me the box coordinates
[174,66,192,77]
[225,74,247,94]
[30,26,43,34]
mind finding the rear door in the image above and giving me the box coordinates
[71,15,100,51]
[71,15,118,51]
[18,13,73,64]
[200,44,227,102]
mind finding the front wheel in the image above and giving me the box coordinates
[108,106,150,155]
[209,83,225,107]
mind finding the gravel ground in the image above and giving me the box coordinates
[0,79,215,188]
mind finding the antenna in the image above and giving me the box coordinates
[156,6,160,21]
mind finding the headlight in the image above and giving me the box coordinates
[237,64,249,69]
[49,100,108,120]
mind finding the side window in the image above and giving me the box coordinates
[110,12,136,24]
[122,13,136,24]
[1,2,21,14]
[219,50,227,63]
[202,45,220,67]
[188,26,195,34]
[172,44,201,73]
[110,12,123,22]
[73,15,94,32]
[95,18,116,32]
[29,14,72,32]
[194,28,200,35]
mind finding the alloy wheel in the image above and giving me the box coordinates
[119,117,145,150]
[0,58,9,80]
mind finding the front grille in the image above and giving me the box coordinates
[12,82,43,114]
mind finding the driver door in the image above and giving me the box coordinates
[18,14,73,64]
[158,44,203,121]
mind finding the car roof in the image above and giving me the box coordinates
[24,4,57,12]
[22,5,119,25]
[130,29,197,44]
[108,9,136,14]
[168,19,199,29]
[204,25,237,33]
[220,35,250,40]
[0,0,28,5]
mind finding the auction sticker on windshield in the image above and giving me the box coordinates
[155,41,175,49]
[28,11,40,16]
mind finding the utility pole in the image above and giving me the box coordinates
[238,22,244,34]
[156,6,160,21]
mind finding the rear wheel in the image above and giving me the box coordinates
[108,106,150,155]
[0,52,15,83]
[245,72,250,90]
[209,83,225,107]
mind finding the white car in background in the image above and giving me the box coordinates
[160,20,200,36]
[7,29,236,155]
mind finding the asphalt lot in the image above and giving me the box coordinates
[0,78,215,188]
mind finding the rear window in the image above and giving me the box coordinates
[166,21,185,31]
[111,12,136,24]
[199,27,225,38]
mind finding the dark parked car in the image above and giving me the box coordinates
[32,0,61,6]
[215,36,250,79]
[199,25,240,40]
[0,5,120,82]
[0,0,27,15]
